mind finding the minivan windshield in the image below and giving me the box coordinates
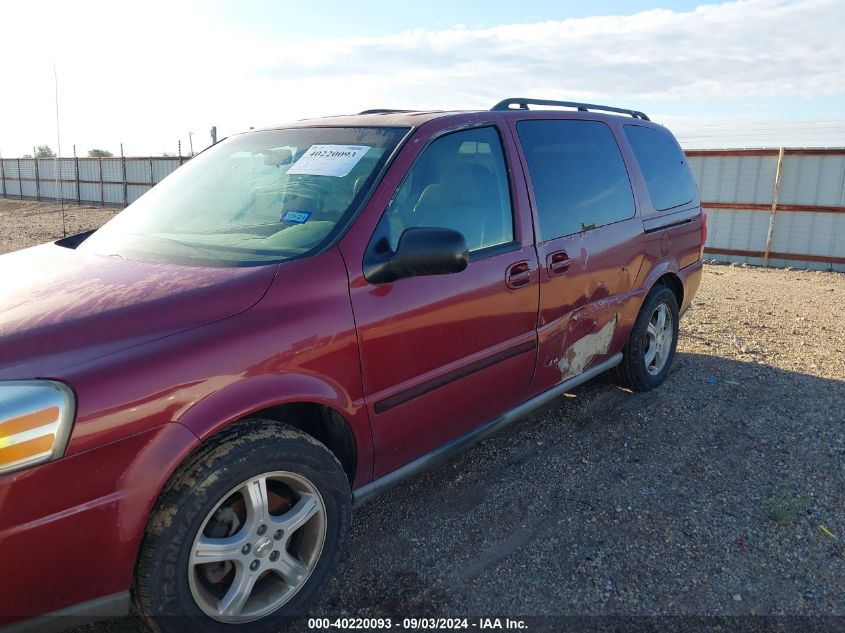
[79,126,409,266]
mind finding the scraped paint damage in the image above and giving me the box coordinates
[557,315,617,380]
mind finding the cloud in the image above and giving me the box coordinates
[0,0,843,155]
[253,0,845,107]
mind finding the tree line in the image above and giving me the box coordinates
[21,145,114,158]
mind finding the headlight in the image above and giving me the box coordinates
[0,381,75,475]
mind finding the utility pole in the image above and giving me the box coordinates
[54,63,66,237]
[188,131,194,156]
[210,126,217,145]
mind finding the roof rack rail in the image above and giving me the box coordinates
[358,109,415,115]
[491,98,649,121]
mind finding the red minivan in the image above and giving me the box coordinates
[0,99,703,632]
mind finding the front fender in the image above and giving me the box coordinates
[176,372,373,486]
[0,422,198,621]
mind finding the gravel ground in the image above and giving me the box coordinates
[0,198,119,255]
[1,199,843,630]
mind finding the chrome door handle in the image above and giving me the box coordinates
[547,251,571,276]
[506,261,532,289]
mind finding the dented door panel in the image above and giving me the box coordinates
[529,217,645,394]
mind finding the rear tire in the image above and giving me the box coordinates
[134,420,352,633]
[613,285,679,391]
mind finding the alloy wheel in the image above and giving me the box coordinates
[643,302,673,376]
[187,471,327,623]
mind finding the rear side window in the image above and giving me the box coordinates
[517,120,635,240]
[624,125,696,211]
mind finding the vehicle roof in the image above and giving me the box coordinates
[256,106,661,132]
[257,110,466,130]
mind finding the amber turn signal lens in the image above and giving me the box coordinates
[0,406,59,438]
[0,407,61,469]
[0,382,75,475]
[0,434,57,467]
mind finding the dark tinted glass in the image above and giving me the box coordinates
[379,126,514,253]
[517,120,635,240]
[624,125,696,211]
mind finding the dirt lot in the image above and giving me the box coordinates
[0,198,118,255]
[1,198,844,630]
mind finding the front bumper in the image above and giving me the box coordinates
[0,423,198,627]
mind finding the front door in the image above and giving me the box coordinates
[343,124,539,477]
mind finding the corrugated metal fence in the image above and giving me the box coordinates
[1,147,843,271]
[0,155,186,206]
[688,148,845,272]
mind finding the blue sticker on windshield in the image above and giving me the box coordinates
[281,210,312,224]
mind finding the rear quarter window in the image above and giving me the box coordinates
[624,125,697,212]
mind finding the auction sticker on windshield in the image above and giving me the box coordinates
[287,145,371,177]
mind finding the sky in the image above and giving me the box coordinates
[0,0,844,157]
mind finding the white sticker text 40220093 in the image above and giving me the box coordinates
[286,145,371,177]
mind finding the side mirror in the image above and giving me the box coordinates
[365,227,469,284]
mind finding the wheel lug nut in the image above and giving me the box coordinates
[250,560,260,571]
[241,544,251,555]
[257,524,267,536]
[269,550,280,562]
[273,529,283,540]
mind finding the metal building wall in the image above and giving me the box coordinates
[687,148,845,272]
[0,155,185,208]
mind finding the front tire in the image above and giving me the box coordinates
[134,420,352,633]
[613,285,679,391]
